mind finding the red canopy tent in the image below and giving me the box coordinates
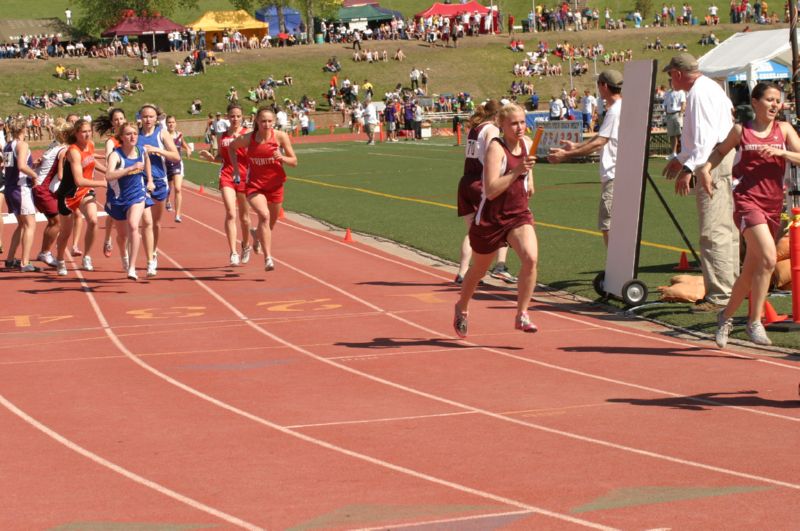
[415,1,499,33]
[102,15,186,51]
[415,1,489,18]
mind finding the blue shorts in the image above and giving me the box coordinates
[106,196,151,221]
[150,180,169,202]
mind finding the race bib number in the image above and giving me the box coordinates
[465,139,479,158]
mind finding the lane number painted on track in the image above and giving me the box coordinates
[0,314,73,327]
[389,292,449,304]
[127,306,206,319]
[256,298,342,312]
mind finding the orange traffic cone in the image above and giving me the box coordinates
[762,300,788,325]
[343,228,354,243]
[673,251,691,271]
[278,207,286,220]
[198,185,205,195]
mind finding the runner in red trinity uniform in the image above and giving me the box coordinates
[228,107,297,272]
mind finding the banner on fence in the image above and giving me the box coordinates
[529,119,583,158]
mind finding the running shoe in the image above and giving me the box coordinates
[20,263,42,273]
[121,253,130,272]
[82,256,94,272]
[241,246,252,264]
[715,310,734,348]
[103,240,113,257]
[146,260,157,277]
[250,228,262,254]
[265,256,275,271]
[453,274,486,286]
[57,261,68,276]
[175,215,182,223]
[746,321,772,346]
[515,313,538,333]
[153,250,158,269]
[37,252,57,267]
[453,304,468,338]
[5,258,21,269]
[70,247,82,256]
[490,264,518,284]
[127,268,138,281]
[230,252,241,266]
[166,202,173,211]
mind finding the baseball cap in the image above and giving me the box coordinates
[597,69,623,88]
[662,52,699,72]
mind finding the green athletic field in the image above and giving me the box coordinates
[182,138,800,351]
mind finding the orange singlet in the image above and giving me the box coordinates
[245,128,286,202]
[62,142,96,212]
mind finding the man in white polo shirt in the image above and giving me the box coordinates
[663,52,737,312]
[548,69,623,248]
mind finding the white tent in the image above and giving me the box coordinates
[698,28,797,88]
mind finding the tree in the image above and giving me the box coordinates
[634,0,653,19]
[231,0,342,42]
[74,0,198,36]
[294,0,341,41]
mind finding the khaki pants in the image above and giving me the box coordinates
[695,150,739,305]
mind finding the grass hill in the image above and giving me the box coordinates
[3,0,748,29]
[0,23,771,119]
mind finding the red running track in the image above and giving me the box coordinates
[1,186,799,530]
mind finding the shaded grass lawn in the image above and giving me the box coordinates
[182,138,798,351]
[0,24,751,118]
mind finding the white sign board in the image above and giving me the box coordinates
[535,120,583,158]
[603,60,656,300]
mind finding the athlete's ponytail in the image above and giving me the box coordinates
[52,118,73,145]
[94,108,125,137]
[7,114,27,139]
[467,99,501,130]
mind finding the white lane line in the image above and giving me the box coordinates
[73,255,616,530]
[355,509,536,530]
[190,211,800,424]
[167,217,800,492]
[261,198,799,374]
[0,394,262,530]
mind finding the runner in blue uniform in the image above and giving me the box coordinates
[106,122,154,280]
[137,104,179,277]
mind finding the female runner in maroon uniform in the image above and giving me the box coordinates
[198,104,256,266]
[456,100,516,284]
[454,103,538,337]
[228,107,297,271]
[698,82,800,347]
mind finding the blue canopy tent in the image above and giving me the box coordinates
[374,6,404,20]
[255,6,303,36]
[727,60,790,82]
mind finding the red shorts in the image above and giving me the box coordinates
[733,208,782,240]
[457,175,482,217]
[219,173,246,194]
[247,179,284,203]
[469,213,534,255]
[33,184,59,218]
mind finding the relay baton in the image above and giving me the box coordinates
[530,127,544,154]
